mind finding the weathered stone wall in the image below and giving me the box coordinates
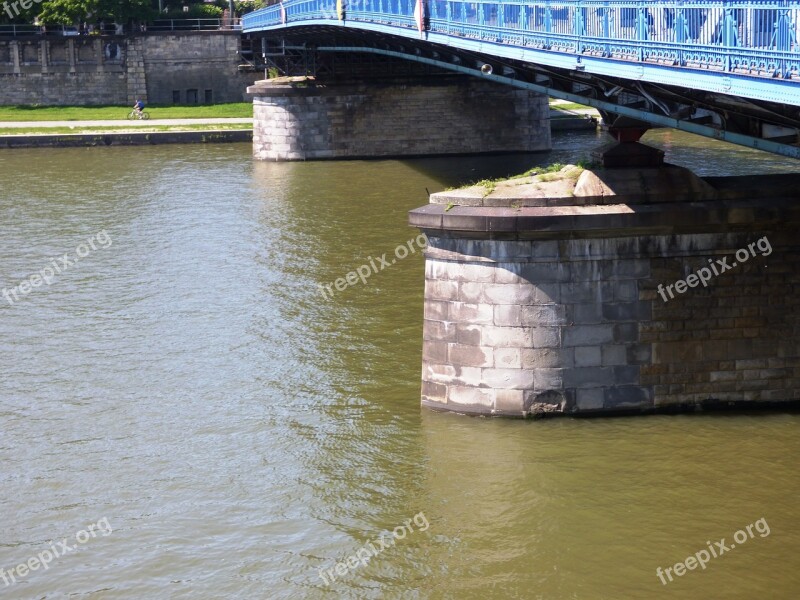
[249,78,551,160]
[412,173,800,417]
[0,38,128,104]
[0,32,258,105]
[141,33,256,105]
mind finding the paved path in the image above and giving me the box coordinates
[0,118,252,128]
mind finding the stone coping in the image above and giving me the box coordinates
[409,194,800,235]
[247,74,481,96]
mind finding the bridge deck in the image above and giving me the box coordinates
[244,1,800,105]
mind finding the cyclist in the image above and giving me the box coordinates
[132,99,145,117]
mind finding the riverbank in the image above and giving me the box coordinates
[0,116,253,147]
[0,129,252,148]
[549,98,601,131]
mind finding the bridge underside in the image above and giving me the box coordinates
[244,26,800,158]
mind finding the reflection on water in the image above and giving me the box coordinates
[0,131,798,599]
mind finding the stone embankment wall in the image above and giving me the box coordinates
[0,129,251,148]
[249,78,551,160]
[0,32,258,105]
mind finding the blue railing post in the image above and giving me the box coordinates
[722,4,738,47]
[772,8,795,51]
[635,2,648,61]
[575,2,586,53]
[675,5,688,43]
[575,2,585,36]
[601,1,611,57]
[674,4,688,68]
[544,0,552,34]
[636,3,649,41]
[721,2,739,72]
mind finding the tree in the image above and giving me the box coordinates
[2,0,157,25]
[37,0,97,24]
[96,0,155,24]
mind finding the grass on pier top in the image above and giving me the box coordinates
[0,103,253,121]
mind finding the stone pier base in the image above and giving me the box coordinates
[247,77,551,161]
[409,166,800,417]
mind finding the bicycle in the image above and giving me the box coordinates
[127,110,150,120]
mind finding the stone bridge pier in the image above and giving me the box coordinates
[409,153,800,417]
[247,76,551,160]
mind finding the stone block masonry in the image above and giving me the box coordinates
[248,77,551,160]
[410,170,800,417]
[0,32,260,106]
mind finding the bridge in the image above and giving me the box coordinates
[243,0,800,158]
[243,1,800,418]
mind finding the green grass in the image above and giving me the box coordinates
[451,162,584,193]
[474,178,497,196]
[507,162,566,180]
[0,103,253,122]
[549,101,594,112]
[0,124,252,135]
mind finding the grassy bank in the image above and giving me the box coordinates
[549,99,596,112]
[0,103,253,121]
[0,124,252,135]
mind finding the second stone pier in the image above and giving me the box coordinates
[247,76,551,161]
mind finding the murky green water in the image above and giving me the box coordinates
[0,131,798,599]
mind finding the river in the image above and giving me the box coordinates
[0,130,798,599]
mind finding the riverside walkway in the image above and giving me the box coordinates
[0,118,253,129]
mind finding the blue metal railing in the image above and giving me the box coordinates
[244,0,800,79]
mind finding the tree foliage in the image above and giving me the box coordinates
[97,0,155,23]
[163,3,222,19]
[37,0,97,24]
[2,0,164,24]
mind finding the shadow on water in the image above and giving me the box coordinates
[398,130,607,188]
